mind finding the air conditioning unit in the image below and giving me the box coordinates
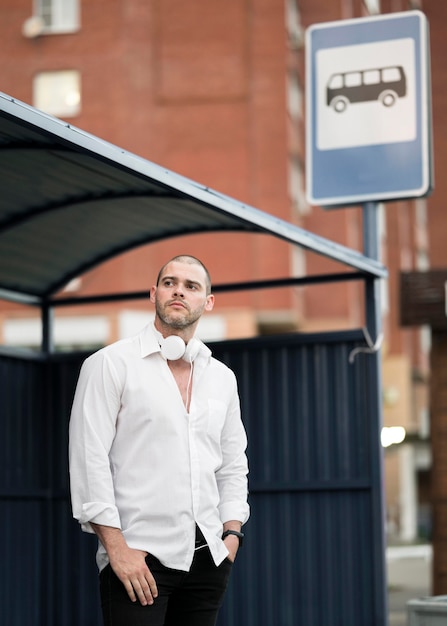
[408,596,447,625]
[22,16,45,39]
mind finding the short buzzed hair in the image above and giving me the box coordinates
[156,255,212,295]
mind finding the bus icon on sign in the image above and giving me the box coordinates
[327,66,407,113]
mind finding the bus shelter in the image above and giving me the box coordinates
[0,93,388,626]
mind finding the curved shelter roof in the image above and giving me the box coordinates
[0,92,386,306]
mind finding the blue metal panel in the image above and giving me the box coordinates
[213,331,386,626]
[0,351,101,626]
[0,329,386,625]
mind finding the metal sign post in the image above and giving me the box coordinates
[363,201,388,625]
[303,12,434,622]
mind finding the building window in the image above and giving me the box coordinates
[33,70,81,118]
[288,157,309,216]
[363,0,380,14]
[285,0,304,50]
[287,73,303,121]
[35,0,80,33]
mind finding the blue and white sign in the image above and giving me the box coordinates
[305,11,432,207]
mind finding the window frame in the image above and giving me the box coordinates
[34,0,80,34]
[33,69,82,118]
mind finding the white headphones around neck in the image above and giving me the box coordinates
[158,335,201,362]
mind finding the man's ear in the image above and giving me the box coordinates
[205,294,215,312]
[149,286,157,303]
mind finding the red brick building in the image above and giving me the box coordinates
[0,0,445,545]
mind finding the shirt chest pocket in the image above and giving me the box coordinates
[207,399,227,443]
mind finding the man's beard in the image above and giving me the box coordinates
[155,300,203,330]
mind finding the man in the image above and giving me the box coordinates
[69,255,249,626]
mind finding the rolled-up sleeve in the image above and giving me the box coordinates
[68,351,122,533]
[216,378,250,525]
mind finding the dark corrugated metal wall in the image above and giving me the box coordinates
[0,352,102,626]
[213,331,386,626]
[0,329,386,625]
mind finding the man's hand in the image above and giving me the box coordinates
[223,534,239,563]
[91,523,158,605]
[109,544,158,606]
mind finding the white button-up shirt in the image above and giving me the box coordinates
[69,323,249,572]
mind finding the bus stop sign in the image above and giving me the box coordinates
[305,11,432,207]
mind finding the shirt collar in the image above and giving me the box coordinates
[139,323,162,358]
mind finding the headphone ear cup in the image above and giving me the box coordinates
[160,335,186,360]
[183,338,201,363]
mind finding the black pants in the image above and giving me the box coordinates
[99,548,233,626]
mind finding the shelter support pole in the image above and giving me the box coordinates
[41,302,54,354]
[363,201,388,623]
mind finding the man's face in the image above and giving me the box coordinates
[150,261,214,330]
